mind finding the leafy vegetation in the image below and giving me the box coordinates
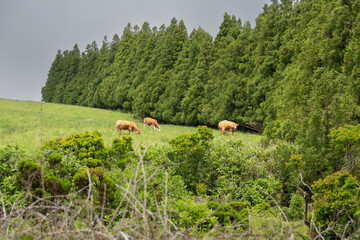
[1,123,360,238]
[41,1,360,201]
[312,171,360,238]
[3,0,360,238]
[0,127,300,239]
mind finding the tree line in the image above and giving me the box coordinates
[42,0,360,148]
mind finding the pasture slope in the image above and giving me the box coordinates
[0,99,262,154]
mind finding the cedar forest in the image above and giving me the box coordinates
[2,0,360,239]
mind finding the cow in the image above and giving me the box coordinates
[218,120,239,136]
[143,117,161,131]
[116,120,141,135]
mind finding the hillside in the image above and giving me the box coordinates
[2,98,360,239]
[0,98,262,154]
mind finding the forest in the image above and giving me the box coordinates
[2,0,360,239]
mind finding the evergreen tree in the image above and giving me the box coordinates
[42,50,64,102]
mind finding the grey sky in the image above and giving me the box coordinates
[0,0,271,102]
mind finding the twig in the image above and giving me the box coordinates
[300,173,314,195]
[164,168,169,232]
[86,168,92,202]
[139,147,150,238]
[0,191,6,218]
[100,182,107,222]
[266,191,294,240]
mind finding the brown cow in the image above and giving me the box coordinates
[116,120,141,135]
[143,117,161,131]
[218,120,239,136]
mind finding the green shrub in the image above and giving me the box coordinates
[59,153,81,179]
[81,158,102,168]
[312,171,360,238]
[43,172,71,195]
[18,234,33,240]
[61,179,72,193]
[73,168,90,191]
[44,172,61,194]
[174,198,217,236]
[47,152,62,167]
[1,174,26,208]
[16,159,41,190]
[32,187,45,197]
[168,126,214,193]
[0,145,24,183]
[43,131,108,168]
[264,142,310,204]
[238,176,282,205]
[328,124,360,175]
[108,136,134,170]
[208,201,250,227]
[73,167,117,206]
[251,202,273,215]
[287,193,304,221]
[204,138,280,203]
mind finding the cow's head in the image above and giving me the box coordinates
[234,123,239,129]
[136,130,141,134]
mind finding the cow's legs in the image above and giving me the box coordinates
[220,129,226,136]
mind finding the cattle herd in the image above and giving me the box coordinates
[115,117,239,136]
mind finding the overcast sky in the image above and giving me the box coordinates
[0,0,271,102]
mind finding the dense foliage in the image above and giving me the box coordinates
[312,171,360,238]
[0,128,299,238]
[1,125,360,238]
[28,0,360,238]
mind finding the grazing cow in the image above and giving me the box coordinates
[143,117,161,131]
[116,120,141,135]
[218,120,239,136]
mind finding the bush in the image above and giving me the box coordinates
[238,176,282,205]
[287,193,304,221]
[16,159,41,190]
[73,167,117,207]
[168,126,214,193]
[173,198,217,236]
[73,168,89,191]
[251,202,273,215]
[47,152,62,167]
[108,136,134,170]
[43,131,108,168]
[208,201,250,227]
[312,171,360,238]
[205,139,280,203]
[0,145,24,184]
[81,158,102,168]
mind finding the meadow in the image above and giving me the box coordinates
[2,98,357,239]
[0,98,262,155]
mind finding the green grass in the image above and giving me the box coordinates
[0,99,263,155]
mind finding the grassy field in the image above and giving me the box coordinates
[0,98,263,155]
